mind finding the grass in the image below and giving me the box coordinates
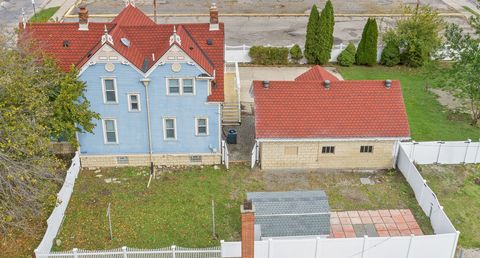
[419,164,480,248]
[338,66,480,141]
[53,165,432,251]
[463,6,480,17]
[29,7,60,23]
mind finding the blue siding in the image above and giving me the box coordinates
[78,62,220,155]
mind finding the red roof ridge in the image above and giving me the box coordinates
[295,65,340,82]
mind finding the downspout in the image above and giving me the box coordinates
[141,78,154,187]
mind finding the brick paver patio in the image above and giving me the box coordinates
[330,209,424,238]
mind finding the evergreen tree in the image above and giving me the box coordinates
[364,18,378,66]
[304,5,320,64]
[337,42,356,67]
[317,0,335,64]
[381,40,401,67]
[356,18,378,66]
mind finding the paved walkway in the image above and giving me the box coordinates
[330,209,423,238]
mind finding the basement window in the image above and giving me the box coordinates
[116,156,129,165]
[190,155,202,163]
[360,145,374,153]
[321,146,335,154]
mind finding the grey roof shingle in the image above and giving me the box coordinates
[247,191,331,238]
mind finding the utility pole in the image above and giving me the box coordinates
[153,0,157,23]
[32,0,36,17]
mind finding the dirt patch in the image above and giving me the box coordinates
[430,88,469,114]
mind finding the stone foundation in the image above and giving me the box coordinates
[80,153,221,168]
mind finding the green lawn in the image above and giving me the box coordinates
[54,165,432,250]
[419,164,480,248]
[338,66,480,141]
[29,7,60,23]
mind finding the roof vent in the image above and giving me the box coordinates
[323,80,330,89]
[263,80,270,89]
[206,39,213,45]
[385,79,392,89]
[63,40,70,47]
[120,38,130,47]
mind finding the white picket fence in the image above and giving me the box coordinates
[35,152,81,256]
[225,43,383,63]
[38,246,221,258]
[221,141,465,258]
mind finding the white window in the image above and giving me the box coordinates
[103,119,118,144]
[167,78,195,95]
[128,93,141,112]
[102,78,118,103]
[168,79,180,94]
[163,117,176,140]
[195,117,208,136]
[183,79,194,94]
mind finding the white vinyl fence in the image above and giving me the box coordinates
[35,152,81,256]
[38,246,221,258]
[221,141,463,258]
[225,43,383,63]
[400,140,480,165]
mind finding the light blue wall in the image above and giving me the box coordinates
[79,62,220,155]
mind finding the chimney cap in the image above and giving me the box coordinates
[262,80,270,89]
[323,80,331,89]
[241,200,254,213]
[385,79,392,88]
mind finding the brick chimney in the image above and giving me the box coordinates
[78,3,89,31]
[209,2,219,31]
[241,200,255,258]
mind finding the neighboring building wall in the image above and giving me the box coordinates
[80,153,221,167]
[259,140,397,170]
[77,45,221,167]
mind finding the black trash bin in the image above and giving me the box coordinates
[226,129,237,144]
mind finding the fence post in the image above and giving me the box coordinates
[436,141,444,164]
[463,139,471,163]
[172,245,176,258]
[122,246,128,258]
[418,180,427,207]
[315,237,322,258]
[268,238,273,258]
[73,248,78,258]
[361,235,368,258]
[410,141,417,162]
[406,234,414,258]
[474,138,480,163]
[450,231,461,258]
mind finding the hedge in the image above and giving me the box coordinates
[249,46,289,65]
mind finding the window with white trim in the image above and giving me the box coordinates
[103,78,117,103]
[183,79,194,94]
[360,145,373,153]
[196,118,208,135]
[168,79,180,94]
[167,78,195,95]
[103,119,118,144]
[321,146,335,154]
[164,118,176,140]
[128,93,140,112]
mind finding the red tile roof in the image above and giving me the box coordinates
[295,65,339,82]
[253,67,410,139]
[20,4,225,102]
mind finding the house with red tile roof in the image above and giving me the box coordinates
[21,3,227,167]
[252,65,410,170]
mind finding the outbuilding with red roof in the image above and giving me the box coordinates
[252,66,410,170]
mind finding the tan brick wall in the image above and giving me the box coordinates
[80,153,221,168]
[260,140,397,170]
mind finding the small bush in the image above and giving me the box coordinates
[249,46,289,65]
[380,41,401,67]
[337,43,356,67]
[289,44,303,63]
